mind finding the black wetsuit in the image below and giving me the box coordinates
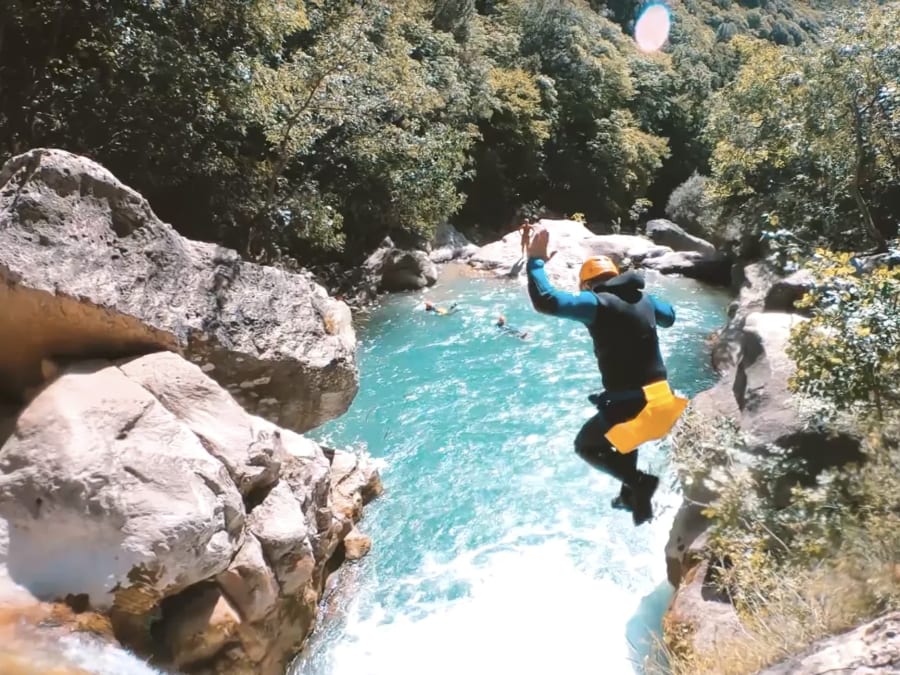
[526,258,676,520]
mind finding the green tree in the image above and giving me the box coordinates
[706,5,900,253]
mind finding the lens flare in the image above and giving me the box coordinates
[634,3,671,53]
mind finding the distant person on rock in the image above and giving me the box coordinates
[495,314,528,340]
[424,301,458,316]
[523,225,688,526]
[519,219,534,259]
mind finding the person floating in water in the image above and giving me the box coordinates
[424,301,458,315]
[496,314,528,340]
[524,225,688,526]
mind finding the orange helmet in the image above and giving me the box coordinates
[579,256,619,286]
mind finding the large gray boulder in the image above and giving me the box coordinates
[758,611,900,674]
[0,352,382,675]
[0,148,357,433]
[640,250,732,285]
[363,238,438,291]
[645,218,717,256]
[0,359,246,613]
[429,223,479,263]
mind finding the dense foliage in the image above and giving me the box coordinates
[704,3,900,254]
[787,250,900,419]
[667,413,900,675]
[1,0,837,263]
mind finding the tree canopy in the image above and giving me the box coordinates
[6,0,877,265]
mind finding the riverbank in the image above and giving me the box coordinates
[658,257,900,674]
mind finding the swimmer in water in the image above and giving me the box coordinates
[495,314,528,339]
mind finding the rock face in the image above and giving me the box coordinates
[363,237,438,292]
[0,352,382,675]
[667,311,864,584]
[429,223,479,263]
[757,612,900,674]
[664,295,866,661]
[645,219,717,256]
[0,148,357,433]
[710,262,782,372]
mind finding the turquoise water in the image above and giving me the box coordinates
[291,269,728,675]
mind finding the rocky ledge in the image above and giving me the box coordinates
[662,260,875,671]
[0,149,382,675]
[0,148,358,433]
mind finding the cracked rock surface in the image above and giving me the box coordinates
[0,148,357,433]
[0,352,381,674]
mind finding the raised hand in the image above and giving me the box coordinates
[526,226,556,262]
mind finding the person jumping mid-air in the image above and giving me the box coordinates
[524,226,688,526]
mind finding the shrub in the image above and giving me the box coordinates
[665,172,720,240]
[788,248,900,420]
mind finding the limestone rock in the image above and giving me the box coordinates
[663,558,743,661]
[0,360,244,613]
[710,262,781,373]
[343,527,372,561]
[159,584,243,669]
[429,223,479,263]
[645,218,717,256]
[328,448,384,521]
[758,611,900,674]
[247,481,315,595]
[764,269,815,313]
[382,250,438,291]
[215,535,279,623]
[363,239,438,291]
[0,350,382,675]
[581,233,672,266]
[118,352,284,496]
[0,148,357,433]
[733,312,805,436]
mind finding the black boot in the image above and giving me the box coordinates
[631,472,659,526]
[610,483,634,512]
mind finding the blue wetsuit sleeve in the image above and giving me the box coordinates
[526,258,598,325]
[650,295,675,328]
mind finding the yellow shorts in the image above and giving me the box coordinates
[604,380,689,454]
